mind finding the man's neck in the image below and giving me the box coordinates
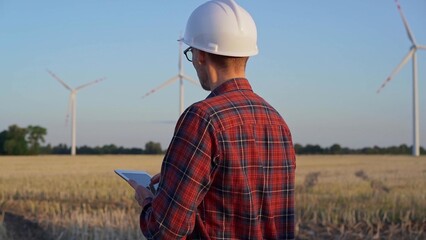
[208,69,246,90]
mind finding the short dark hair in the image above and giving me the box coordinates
[207,53,249,71]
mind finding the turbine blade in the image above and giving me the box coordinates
[75,77,106,91]
[182,74,198,85]
[142,76,179,99]
[418,45,426,50]
[395,0,417,45]
[47,69,72,91]
[377,49,414,93]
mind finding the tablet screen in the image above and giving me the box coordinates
[114,169,152,187]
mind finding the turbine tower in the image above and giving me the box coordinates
[377,0,426,157]
[48,70,105,156]
[142,36,198,116]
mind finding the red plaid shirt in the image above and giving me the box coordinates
[140,78,296,239]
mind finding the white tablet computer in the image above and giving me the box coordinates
[114,169,153,188]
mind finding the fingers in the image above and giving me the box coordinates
[151,173,161,184]
[128,179,138,189]
[148,182,157,195]
[132,183,143,206]
[128,179,155,207]
[134,190,145,206]
[133,185,154,207]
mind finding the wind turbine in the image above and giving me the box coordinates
[142,37,198,116]
[48,70,105,156]
[377,0,426,157]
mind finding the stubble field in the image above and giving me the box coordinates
[0,155,425,239]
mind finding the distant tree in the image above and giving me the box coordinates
[40,144,52,154]
[0,130,7,154]
[78,145,97,154]
[340,147,352,154]
[3,125,28,155]
[144,141,163,154]
[26,125,47,155]
[397,144,410,155]
[329,144,342,154]
[128,147,144,154]
[102,144,118,154]
[52,144,70,155]
[304,144,323,154]
[294,143,303,154]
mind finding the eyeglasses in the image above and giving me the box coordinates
[184,47,193,62]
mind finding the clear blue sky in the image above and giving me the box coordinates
[1,1,425,149]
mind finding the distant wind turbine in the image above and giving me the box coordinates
[376,0,426,157]
[142,36,198,116]
[48,69,105,156]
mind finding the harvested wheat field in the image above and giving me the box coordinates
[0,155,425,239]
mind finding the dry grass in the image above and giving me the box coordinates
[0,155,425,239]
[295,155,426,239]
[0,155,163,240]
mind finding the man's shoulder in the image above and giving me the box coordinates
[185,98,219,117]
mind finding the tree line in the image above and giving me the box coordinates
[41,141,163,155]
[0,124,163,155]
[294,143,425,155]
[0,124,424,155]
[0,125,47,155]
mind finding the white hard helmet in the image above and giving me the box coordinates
[182,0,258,57]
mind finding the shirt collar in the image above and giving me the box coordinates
[207,78,252,99]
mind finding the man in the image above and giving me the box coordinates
[130,0,296,239]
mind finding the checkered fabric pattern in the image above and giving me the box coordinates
[140,78,296,239]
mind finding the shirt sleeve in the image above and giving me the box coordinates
[140,105,218,239]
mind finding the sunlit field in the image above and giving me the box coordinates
[0,155,425,239]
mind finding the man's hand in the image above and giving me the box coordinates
[128,180,154,207]
[148,173,161,195]
[151,173,160,185]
